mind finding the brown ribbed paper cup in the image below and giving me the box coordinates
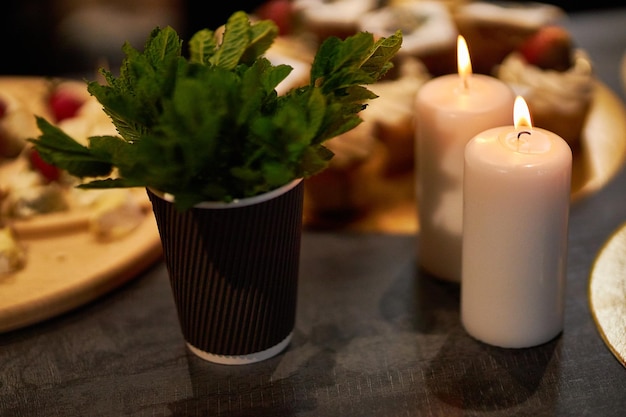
[147,179,304,365]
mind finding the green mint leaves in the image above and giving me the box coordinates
[30,11,402,210]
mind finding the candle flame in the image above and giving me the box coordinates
[457,35,472,89]
[514,96,532,129]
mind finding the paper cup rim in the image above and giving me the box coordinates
[148,178,303,209]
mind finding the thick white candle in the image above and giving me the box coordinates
[415,36,515,282]
[461,97,572,348]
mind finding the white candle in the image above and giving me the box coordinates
[415,36,515,282]
[461,96,572,348]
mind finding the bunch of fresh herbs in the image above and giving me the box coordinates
[30,11,402,210]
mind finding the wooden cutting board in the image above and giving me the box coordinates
[0,193,163,333]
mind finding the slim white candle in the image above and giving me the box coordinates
[415,36,515,282]
[461,96,572,348]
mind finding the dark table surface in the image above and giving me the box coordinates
[2,7,626,417]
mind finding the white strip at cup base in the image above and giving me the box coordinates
[186,332,293,365]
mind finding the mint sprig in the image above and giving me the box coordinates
[30,11,402,210]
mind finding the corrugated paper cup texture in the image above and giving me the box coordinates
[147,179,304,364]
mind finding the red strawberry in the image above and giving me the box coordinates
[29,149,61,182]
[518,26,573,71]
[49,89,84,122]
[256,0,294,35]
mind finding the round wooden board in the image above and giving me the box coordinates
[0,196,163,333]
[589,222,626,367]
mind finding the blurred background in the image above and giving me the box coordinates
[0,0,266,77]
[0,0,617,77]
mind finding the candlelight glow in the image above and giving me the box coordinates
[457,35,472,87]
[514,96,532,129]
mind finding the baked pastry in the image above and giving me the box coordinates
[1,157,69,219]
[73,188,146,241]
[304,121,387,217]
[495,25,594,148]
[0,78,93,158]
[0,84,52,158]
[362,56,431,174]
[291,0,379,41]
[0,226,26,274]
[358,1,458,76]
[263,35,313,95]
[56,95,118,146]
[453,1,565,75]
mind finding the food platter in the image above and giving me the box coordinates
[304,81,626,234]
[0,76,163,333]
[589,222,626,367]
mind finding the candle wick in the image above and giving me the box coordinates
[517,131,531,140]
